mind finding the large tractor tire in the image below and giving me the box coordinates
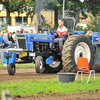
[35,56,45,73]
[7,64,15,75]
[62,34,94,72]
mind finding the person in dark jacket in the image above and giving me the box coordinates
[8,33,15,43]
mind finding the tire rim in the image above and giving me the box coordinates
[74,42,91,64]
[49,61,61,68]
[40,60,43,70]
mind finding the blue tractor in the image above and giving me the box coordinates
[3,18,95,75]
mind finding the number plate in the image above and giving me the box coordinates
[19,52,27,58]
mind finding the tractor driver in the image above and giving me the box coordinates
[50,19,68,52]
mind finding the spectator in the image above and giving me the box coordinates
[23,30,25,33]
[16,30,19,34]
[20,28,24,33]
[26,31,28,33]
[30,30,34,33]
[8,33,15,43]
[86,30,90,37]
[3,30,12,45]
[12,31,16,42]
[12,30,19,41]
[0,32,3,37]
[0,32,4,42]
[86,30,92,40]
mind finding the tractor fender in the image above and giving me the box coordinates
[3,52,17,64]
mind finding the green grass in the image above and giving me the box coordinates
[0,63,35,68]
[0,77,100,96]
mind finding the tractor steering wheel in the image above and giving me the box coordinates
[50,31,59,38]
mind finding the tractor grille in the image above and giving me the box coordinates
[16,35,27,50]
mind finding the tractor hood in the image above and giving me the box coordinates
[73,31,85,34]
[15,33,55,51]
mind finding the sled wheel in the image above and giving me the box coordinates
[7,64,15,75]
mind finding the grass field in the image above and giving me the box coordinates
[0,63,35,68]
[0,77,99,96]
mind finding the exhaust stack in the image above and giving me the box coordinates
[35,0,44,34]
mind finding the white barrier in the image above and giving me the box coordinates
[7,26,21,33]
[7,25,36,33]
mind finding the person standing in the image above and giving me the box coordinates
[8,32,15,43]
[3,30,12,45]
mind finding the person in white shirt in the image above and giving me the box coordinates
[50,19,68,51]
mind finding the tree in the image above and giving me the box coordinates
[86,15,100,32]
[44,0,88,27]
[0,0,35,25]
[45,0,63,27]
[66,0,100,19]
[45,0,100,27]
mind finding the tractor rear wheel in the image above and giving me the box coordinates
[7,64,15,75]
[62,34,94,72]
[35,56,45,73]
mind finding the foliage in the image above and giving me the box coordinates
[0,0,35,25]
[0,63,34,68]
[86,15,100,32]
[45,0,62,11]
[75,26,85,31]
[23,23,28,26]
[75,23,87,31]
[29,24,33,26]
[0,77,99,96]
[65,0,100,19]
[43,20,57,31]
[45,0,100,27]
[44,0,63,27]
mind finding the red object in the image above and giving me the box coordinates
[56,25,67,36]
[69,0,72,3]
[77,57,91,72]
[60,48,62,51]
[2,0,5,2]
[75,57,95,83]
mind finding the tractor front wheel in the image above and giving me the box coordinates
[35,56,45,73]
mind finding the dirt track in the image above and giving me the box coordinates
[0,67,100,82]
[0,67,58,82]
[12,90,100,100]
[0,67,100,100]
